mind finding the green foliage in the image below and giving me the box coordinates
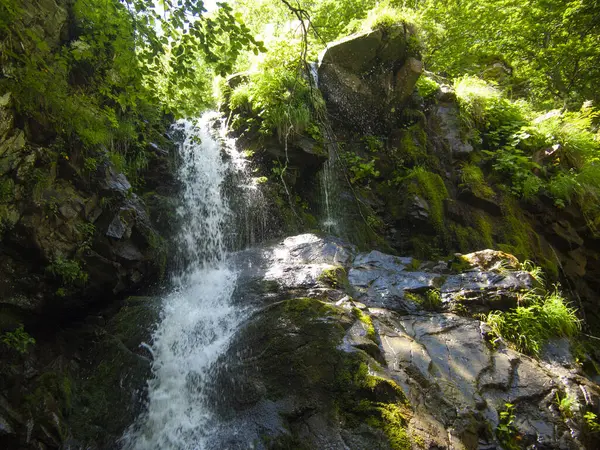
[519,260,545,285]
[455,77,600,223]
[48,256,88,287]
[76,222,96,251]
[416,0,600,107]
[584,411,600,433]
[486,287,580,356]
[415,76,439,100]
[1,0,265,188]
[353,2,419,34]
[0,325,35,354]
[341,151,380,185]
[229,40,321,140]
[555,392,575,419]
[454,76,528,146]
[496,403,519,449]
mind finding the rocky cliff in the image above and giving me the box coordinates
[0,1,179,447]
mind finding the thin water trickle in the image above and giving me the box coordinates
[122,114,260,450]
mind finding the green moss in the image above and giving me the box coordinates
[460,163,495,199]
[0,177,15,203]
[336,355,410,450]
[410,235,444,260]
[404,258,421,271]
[405,167,449,232]
[449,254,474,273]
[450,212,494,253]
[319,266,349,290]
[497,197,558,278]
[475,211,494,248]
[248,297,411,449]
[352,307,376,341]
[399,125,428,165]
[405,289,442,311]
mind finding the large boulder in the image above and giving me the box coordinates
[318,25,423,132]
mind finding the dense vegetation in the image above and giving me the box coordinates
[0,0,263,181]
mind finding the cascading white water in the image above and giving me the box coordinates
[122,114,256,450]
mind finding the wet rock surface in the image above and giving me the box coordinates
[318,26,422,132]
[214,234,600,449]
[0,295,161,450]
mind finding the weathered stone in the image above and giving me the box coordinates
[318,26,422,132]
[210,235,599,449]
[460,249,520,271]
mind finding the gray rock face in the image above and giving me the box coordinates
[215,234,600,449]
[318,26,422,132]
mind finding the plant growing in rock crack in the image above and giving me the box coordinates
[405,289,442,311]
[555,392,575,419]
[76,222,96,251]
[1,325,35,354]
[486,286,580,356]
[47,256,88,296]
[496,403,520,449]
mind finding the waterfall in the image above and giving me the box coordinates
[122,114,260,450]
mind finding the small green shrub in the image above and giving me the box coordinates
[48,256,88,286]
[1,325,35,354]
[556,392,575,419]
[341,152,380,184]
[486,287,580,355]
[416,76,439,100]
[584,411,600,433]
[496,403,519,449]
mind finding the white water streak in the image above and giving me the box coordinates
[123,115,251,450]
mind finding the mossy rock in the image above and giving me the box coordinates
[217,297,412,449]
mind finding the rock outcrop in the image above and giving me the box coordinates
[200,234,600,449]
[318,25,423,132]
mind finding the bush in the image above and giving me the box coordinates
[48,256,88,286]
[486,287,580,356]
[228,40,323,141]
[358,3,419,33]
[455,76,600,217]
[1,325,35,354]
[416,76,439,100]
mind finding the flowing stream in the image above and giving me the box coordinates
[123,115,260,450]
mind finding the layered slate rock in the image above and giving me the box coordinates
[211,234,600,449]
